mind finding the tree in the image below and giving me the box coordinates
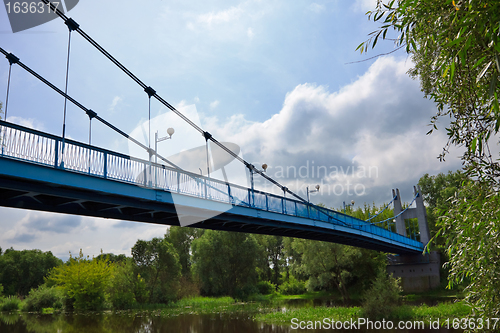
[360,1,500,317]
[362,270,402,320]
[418,170,466,248]
[0,248,62,296]
[441,182,500,317]
[95,253,127,264]
[359,0,500,183]
[191,230,261,298]
[164,226,203,279]
[254,235,286,288]
[48,250,114,311]
[108,258,148,309]
[131,237,181,303]
[291,239,383,303]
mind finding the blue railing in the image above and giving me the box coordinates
[0,120,422,250]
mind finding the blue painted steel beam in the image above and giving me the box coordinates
[0,156,423,254]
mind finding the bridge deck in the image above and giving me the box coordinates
[0,121,423,254]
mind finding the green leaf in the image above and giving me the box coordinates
[472,56,486,71]
[471,138,477,154]
[477,61,492,83]
[489,75,497,99]
[442,66,450,78]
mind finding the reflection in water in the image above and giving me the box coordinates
[0,312,464,333]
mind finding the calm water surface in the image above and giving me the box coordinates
[0,311,465,333]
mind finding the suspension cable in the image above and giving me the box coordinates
[0,46,358,231]
[0,47,182,171]
[3,53,19,121]
[37,0,314,206]
[62,21,77,139]
[371,192,419,225]
[366,195,397,223]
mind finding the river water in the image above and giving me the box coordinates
[0,311,465,333]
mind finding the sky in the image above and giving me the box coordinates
[0,0,464,260]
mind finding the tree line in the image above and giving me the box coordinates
[2,169,497,317]
[0,216,390,311]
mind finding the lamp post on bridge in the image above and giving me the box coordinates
[306,184,320,203]
[343,200,355,214]
[154,127,174,186]
[155,128,175,165]
[249,163,268,207]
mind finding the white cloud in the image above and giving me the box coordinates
[198,6,244,27]
[186,0,274,37]
[352,0,377,12]
[108,96,122,113]
[203,56,462,205]
[6,116,45,131]
[247,27,255,39]
[210,100,220,110]
[308,3,325,13]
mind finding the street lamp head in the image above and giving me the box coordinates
[262,163,268,172]
[167,127,175,138]
[315,184,320,191]
[351,200,355,205]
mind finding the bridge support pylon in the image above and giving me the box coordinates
[387,186,439,292]
[392,186,430,245]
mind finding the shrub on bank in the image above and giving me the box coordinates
[0,296,21,311]
[279,279,306,295]
[23,285,64,312]
[361,270,401,319]
[256,281,276,295]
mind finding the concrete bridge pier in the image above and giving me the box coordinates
[386,186,440,292]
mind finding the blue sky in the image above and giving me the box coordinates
[0,0,463,259]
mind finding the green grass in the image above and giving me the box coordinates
[157,296,261,317]
[255,300,471,326]
[391,301,471,321]
[255,306,361,324]
[174,296,236,308]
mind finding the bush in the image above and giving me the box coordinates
[279,279,306,295]
[177,276,200,299]
[362,270,401,320]
[48,250,114,311]
[234,284,259,301]
[0,296,21,311]
[23,285,64,312]
[256,281,275,295]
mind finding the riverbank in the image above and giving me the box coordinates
[154,291,470,327]
[254,301,471,326]
[1,291,470,329]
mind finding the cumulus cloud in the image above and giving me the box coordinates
[198,6,244,27]
[247,27,255,39]
[186,0,273,38]
[210,100,220,110]
[308,3,325,13]
[7,116,45,131]
[203,56,462,206]
[108,96,123,113]
[352,0,377,12]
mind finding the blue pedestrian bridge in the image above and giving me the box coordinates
[0,120,423,254]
